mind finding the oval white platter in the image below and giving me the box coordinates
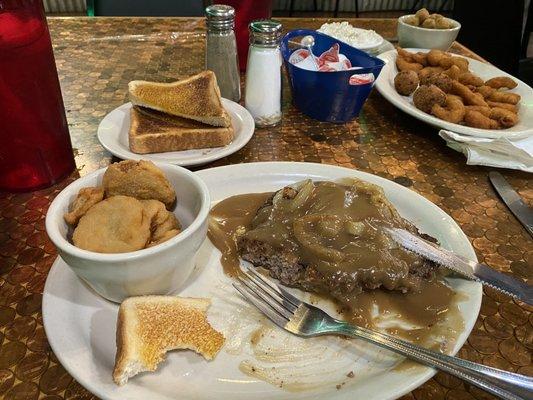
[375,48,533,139]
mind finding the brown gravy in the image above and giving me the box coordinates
[240,180,432,292]
[208,183,464,349]
[208,192,272,277]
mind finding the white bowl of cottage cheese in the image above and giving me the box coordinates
[317,21,384,52]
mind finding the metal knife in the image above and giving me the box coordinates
[385,227,533,305]
[489,171,533,239]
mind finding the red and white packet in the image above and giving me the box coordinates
[289,42,375,84]
[289,43,352,71]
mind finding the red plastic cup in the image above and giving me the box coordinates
[0,0,75,192]
[214,0,273,71]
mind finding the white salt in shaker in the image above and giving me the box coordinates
[244,20,283,127]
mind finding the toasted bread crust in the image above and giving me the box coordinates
[113,296,224,386]
[128,71,231,127]
[128,106,234,154]
[114,300,134,383]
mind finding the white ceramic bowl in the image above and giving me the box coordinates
[397,15,461,51]
[45,162,210,303]
[358,37,384,54]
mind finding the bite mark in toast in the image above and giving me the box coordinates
[113,296,225,385]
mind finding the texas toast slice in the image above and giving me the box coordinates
[128,71,231,127]
[129,106,234,154]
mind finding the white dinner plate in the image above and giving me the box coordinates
[375,48,533,139]
[97,99,255,166]
[42,162,482,400]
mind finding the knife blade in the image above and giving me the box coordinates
[385,227,533,305]
[489,171,533,239]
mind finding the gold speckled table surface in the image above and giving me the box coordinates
[0,17,531,400]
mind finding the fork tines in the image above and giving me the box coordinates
[233,267,300,328]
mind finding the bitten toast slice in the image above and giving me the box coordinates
[113,296,225,386]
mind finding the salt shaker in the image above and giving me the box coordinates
[244,20,283,127]
[205,5,241,102]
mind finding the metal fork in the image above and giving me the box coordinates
[233,267,533,400]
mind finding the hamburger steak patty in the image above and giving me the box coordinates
[237,179,438,298]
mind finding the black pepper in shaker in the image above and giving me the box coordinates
[205,5,241,102]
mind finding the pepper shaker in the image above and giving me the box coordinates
[244,20,283,127]
[205,5,241,102]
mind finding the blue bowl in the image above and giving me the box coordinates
[281,29,385,123]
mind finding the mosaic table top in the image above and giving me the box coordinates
[0,17,530,400]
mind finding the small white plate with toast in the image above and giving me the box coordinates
[97,98,255,167]
[375,48,533,139]
[42,162,482,400]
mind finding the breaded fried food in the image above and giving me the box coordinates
[424,72,453,93]
[451,56,469,71]
[141,198,168,222]
[405,9,453,29]
[397,47,415,61]
[427,49,446,66]
[396,56,423,72]
[431,94,465,123]
[73,196,151,253]
[413,85,446,113]
[103,160,176,209]
[394,70,419,95]
[152,216,180,245]
[464,110,499,129]
[443,65,461,80]
[458,72,484,87]
[141,199,181,246]
[419,66,444,84]
[403,15,420,26]
[430,54,466,71]
[394,48,520,129]
[489,107,518,128]
[485,76,518,90]
[435,15,453,29]
[421,18,436,29]
[415,7,430,23]
[411,52,428,66]
[465,105,491,117]
[451,81,488,106]
[487,91,521,105]
[64,187,104,226]
[436,56,454,69]
[486,101,518,113]
[475,85,495,98]
[148,230,181,247]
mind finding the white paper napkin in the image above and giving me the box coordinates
[439,130,533,173]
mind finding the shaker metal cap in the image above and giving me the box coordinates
[249,20,283,46]
[205,4,235,30]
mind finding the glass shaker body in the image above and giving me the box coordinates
[244,20,282,127]
[245,45,282,127]
[206,29,241,102]
[205,4,241,103]
[0,0,75,191]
